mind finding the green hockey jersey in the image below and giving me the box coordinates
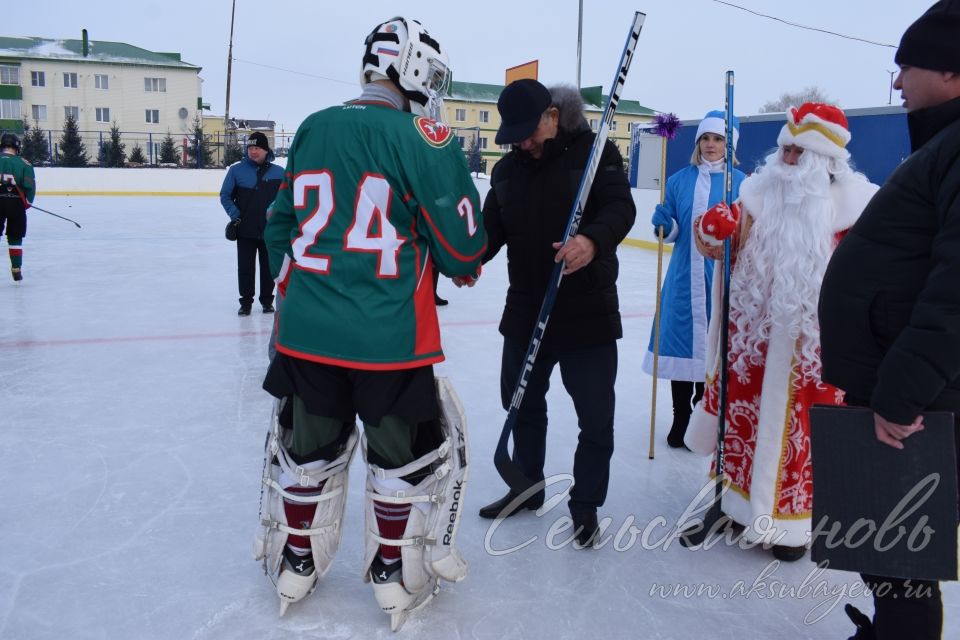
[0,152,36,205]
[266,101,487,370]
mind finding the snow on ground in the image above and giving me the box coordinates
[0,172,955,639]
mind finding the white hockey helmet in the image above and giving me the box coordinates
[361,17,450,120]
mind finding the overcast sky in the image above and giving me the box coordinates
[17,0,931,133]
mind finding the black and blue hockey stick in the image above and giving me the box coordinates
[681,70,736,548]
[493,11,647,495]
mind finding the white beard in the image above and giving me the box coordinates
[727,150,842,384]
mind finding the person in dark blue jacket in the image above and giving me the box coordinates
[220,132,284,315]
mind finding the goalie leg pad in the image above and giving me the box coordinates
[254,399,359,607]
[361,376,469,600]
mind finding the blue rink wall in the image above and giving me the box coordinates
[631,106,910,187]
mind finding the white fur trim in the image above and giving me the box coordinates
[696,116,739,151]
[830,171,879,231]
[776,112,850,160]
[642,350,705,381]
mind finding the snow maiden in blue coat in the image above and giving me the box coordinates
[644,111,745,448]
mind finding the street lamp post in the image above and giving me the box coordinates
[224,0,237,151]
[888,69,897,105]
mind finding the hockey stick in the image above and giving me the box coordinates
[13,186,82,228]
[30,204,82,228]
[494,11,646,495]
[648,224,664,459]
[681,71,735,548]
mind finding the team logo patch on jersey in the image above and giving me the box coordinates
[414,117,452,148]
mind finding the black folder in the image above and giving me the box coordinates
[809,405,958,581]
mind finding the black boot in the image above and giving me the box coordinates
[667,380,693,448]
[772,544,807,562]
[844,604,875,640]
[478,490,544,519]
[571,509,599,549]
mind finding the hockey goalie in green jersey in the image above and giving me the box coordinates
[257,16,486,630]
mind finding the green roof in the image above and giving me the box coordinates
[449,80,654,116]
[449,81,503,103]
[0,36,200,70]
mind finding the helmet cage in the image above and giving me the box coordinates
[361,17,450,121]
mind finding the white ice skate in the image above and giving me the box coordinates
[369,556,441,631]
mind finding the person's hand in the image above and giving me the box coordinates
[453,265,482,288]
[699,202,740,246]
[553,235,597,275]
[651,205,673,237]
[874,413,924,449]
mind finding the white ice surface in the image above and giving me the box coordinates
[0,191,956,640]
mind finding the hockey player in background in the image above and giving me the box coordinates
[0,132,36,282]
[254,17,486,630]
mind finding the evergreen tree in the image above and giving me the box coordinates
[129,143,147,165]
[100,122,127,168]
[21,121,48,165]
[159,131,180,165]
[185,115,214,168]
[58,113,88,167]
[223,133,243,166]
[467,135,483,175]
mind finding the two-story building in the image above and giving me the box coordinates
[0,33,202,163]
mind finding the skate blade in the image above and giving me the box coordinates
[279,600,290,617]
[389,581,440,632]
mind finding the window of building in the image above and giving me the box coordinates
[64,106,79,121]
[0,65,20,85]
[31,104,47,121]
[145,109,159,124]
[500,143,511,151]
[95,74,109,90]
[610,120,617,132]
[478,137,488,150]
[31,71,45,87]
[63,72,78,88]
[456,135,465,149]
[144,77,166,92]
[455,108,466,122]
[0,99,21,119]
[479,110,490,123]
[95,107,110,123]
[589,118,598,132]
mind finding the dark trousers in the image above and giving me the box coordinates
[670,380,704,416]
[237,237,274,307]
[844,395,947,639]
[500,336,617,514]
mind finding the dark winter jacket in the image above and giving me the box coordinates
[219,148,284,239]
[819,95,960,424]
[482,126,636,350]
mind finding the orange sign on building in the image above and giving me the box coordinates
[505,60,539,86]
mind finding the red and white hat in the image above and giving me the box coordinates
[776,103,851,160]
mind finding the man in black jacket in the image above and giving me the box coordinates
[818,2,960,638]
[472,79,636,547]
